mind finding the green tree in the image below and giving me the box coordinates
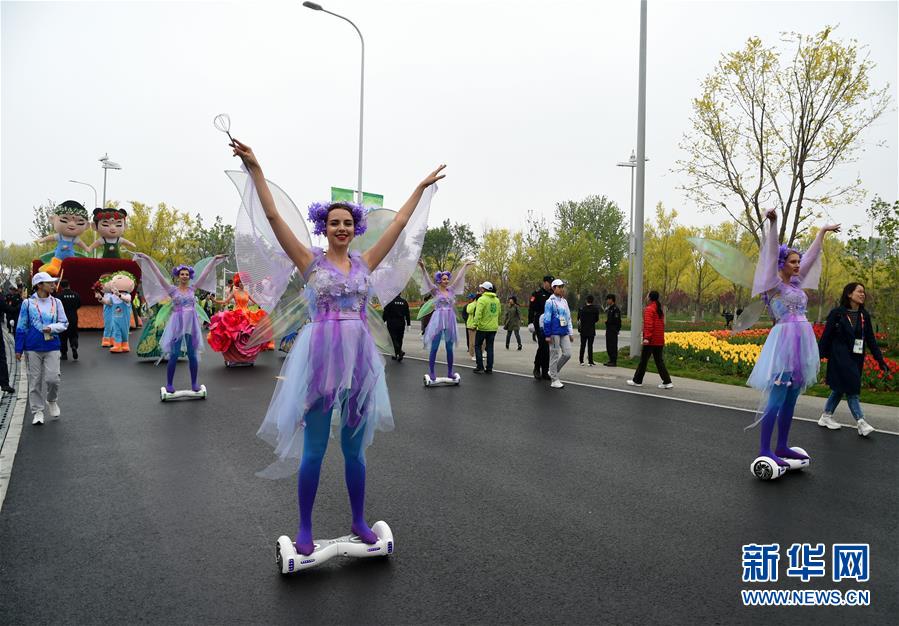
[127,201,195,269]
[0,241,41,286]
[686,225,728,321]
[29,199,56,240]
[473,228,512,296]
[678,27,891,246]
[553,195,628,287]
[643,204,693,301]
[421,219,477,273]
[187,214,235,271]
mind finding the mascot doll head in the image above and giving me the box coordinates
[92,208,129,258]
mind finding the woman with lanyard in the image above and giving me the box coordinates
[15,272,69,425]
[817,282,889,437]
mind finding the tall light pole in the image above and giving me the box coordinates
[616,150,649,326]
[631,0,648,359]
[99,153,122,209]
[68,179,98,210]
[69,179,100,251]
[302,1,365,205]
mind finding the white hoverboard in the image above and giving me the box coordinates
[276,520,394,574]
[423,373,461,387]
[750,446,810,480]
[160,385,207,402]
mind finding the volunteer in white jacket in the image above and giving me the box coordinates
[15,272,69,425]
[543,279,573,389]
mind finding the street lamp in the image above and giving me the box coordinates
[99,153,122,209]
[68,179,98,210]
[616,150,649,327]
[302,1,365,205]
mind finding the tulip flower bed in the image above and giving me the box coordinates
[625,329,898,404]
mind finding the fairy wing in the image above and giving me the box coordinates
[245,274,310,349]
[416,298,436,320]
[364,185,437,305]
[366,303,394,352]
[130,253,172,307]
[687,238,755,289]
[226,168,311,312]
[731,298,767,333]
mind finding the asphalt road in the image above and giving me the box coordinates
[1,335,896,624]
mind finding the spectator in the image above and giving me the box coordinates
[15,273,69,425]
[0,296,16,393]
[57,279,81,361]
[6,286,23,334]
[544,279,573,388]
[473,282,500,374]
[627,290,673,389]
[382,294,411,361]
[817,282,889,437]
[722,309,734,330]
[604,293,622,367]
[503,296,522,350]
[465,292,479,359]
[577,294,600,366]
[528,275,554,380]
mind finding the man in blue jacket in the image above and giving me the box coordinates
[15,272,68,425]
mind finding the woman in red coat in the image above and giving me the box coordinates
[627,290,674,389]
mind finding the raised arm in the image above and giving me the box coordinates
[194,254,229,288]
[418,259,437,293]
[35,234,58,245]
[230,139,314,274]
[120,238,137,249]
[363,165,446,271]
[448,260,475,293]
[75,237,91,252]
[132,252,168,286]
[799,223,840,286]
[752,209,781,297]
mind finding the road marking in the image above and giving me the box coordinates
[398,355,899,437]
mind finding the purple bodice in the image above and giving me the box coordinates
[768,279,808,323]
[169,287,197,311]
[304,250,370,320]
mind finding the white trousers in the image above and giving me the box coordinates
[548,335,571,382]
[26,350,60,415]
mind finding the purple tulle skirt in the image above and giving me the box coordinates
[422,307,458,346]
[159,307,203,357]
[256,315,393,479]
[747,315,820,392]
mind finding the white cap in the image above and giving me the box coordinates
[31,272,58,287]
[551,279,566,288]
[479,281,493,290]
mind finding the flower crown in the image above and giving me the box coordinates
[172,264,195,278]
[434,271,452,284]
[307,201,368,237]
[54,200,89,219]
[777,244,803,270]
[93,207,128,224]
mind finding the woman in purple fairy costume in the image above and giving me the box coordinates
[131,253,228,392]
[417,259,474,380]
[747,209,840,467]
[230,138,444,556]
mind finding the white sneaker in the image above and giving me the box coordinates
[817,413,841,430]
[470,356,477,361]
[857,419,875,437]
[550,380,564,389]
[48,401,61,419]
[580,362,586,367]
[32,411,45,425]
[626,380,642,387]
[658,383,674,389]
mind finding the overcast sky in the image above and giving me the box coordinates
[2,0,896,244]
